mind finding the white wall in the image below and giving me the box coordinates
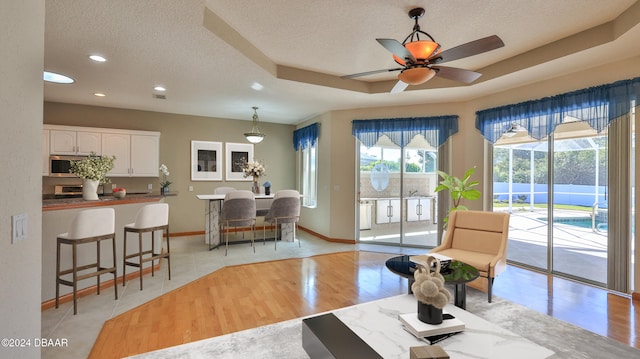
[0,1,44,358]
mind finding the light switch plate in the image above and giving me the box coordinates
[12,213,28,244]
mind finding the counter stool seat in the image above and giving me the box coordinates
[56,207,118,315]
[123,203,170,290]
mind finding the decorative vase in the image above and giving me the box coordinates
[161,186,170,195]
[252,176,260,194]
[264,186,271,195]
[417,301,443,325]
[82,179,100,201]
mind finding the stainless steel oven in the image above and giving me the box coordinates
[49,155,86,177]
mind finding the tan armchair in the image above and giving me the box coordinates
[430,210,510,303]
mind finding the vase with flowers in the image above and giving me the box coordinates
[69,152,116,200]
[159,164,172,195]
[411,256,452,324]
[242,160,266,194]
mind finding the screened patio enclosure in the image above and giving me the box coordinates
[493,120,616,286]
[477,76,639,292]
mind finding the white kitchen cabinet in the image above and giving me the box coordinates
[376,199,401,224]
[102,133,159,177]
[101,133,131,176]
[130,135,159,176]
[406,197,432,222]
[50,129,101,155]
[42,129,50,175]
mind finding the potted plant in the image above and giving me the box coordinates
[411,256,451,324]
[69,153,116,200]
[159,164,172,194]
[434,166,481,224]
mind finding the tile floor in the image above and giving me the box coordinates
[41,231,426,359]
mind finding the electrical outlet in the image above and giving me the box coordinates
[111,183,117,190]
[188,186,193,192]
[148,183,153,190]
[11,213,28,244]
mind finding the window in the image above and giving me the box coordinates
[299,144,317,207]
[293,122,319,208]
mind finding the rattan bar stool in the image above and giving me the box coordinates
[123,203,170,290]
[55,207,118,315]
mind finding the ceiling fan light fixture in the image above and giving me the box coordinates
[397,67,436,85]
[244,106,265,144]
[393,40,440,66]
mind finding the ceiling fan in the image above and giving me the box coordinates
[341,7,505,93]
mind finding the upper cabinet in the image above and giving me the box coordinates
[101,133,159,177]
[50,129,101,155]
[130,134,160,176]
[44,125,160,177]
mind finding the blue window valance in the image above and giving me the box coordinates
[476,77,640,143]
[293,122,319,150]
[352,115,458,148]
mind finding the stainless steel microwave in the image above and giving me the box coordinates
[49,155,85,177]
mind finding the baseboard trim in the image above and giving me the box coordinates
[298,226,356,244]
[42,262,161,311]
[172,228,354,244]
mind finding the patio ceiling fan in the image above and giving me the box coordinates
[341,7,505,93]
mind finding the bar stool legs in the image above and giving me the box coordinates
[122,203,171,290]
[122,224,171,290]
[55,233,118,315]
[55,208,118,315]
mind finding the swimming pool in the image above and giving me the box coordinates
[537,217,608,230]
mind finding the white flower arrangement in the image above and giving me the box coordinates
[159,164,172,188]
[242,160,266,178]
[69,152,115,183]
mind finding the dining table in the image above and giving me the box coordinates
[196,194,296,250]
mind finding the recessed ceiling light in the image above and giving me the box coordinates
[251,82,264,91]
[94,92,106,97]
[154,86,166,92]
[43,71,74,84]
[89,55,107,62]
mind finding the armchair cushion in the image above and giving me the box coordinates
[431,210,510,302]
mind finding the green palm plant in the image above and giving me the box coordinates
[434,166,481,224]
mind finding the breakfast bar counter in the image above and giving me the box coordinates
[43,192,173,211]
[41,193,174,303]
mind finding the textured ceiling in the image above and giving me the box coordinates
[43,0,640,125]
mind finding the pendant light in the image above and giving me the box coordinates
[244,106,265,144]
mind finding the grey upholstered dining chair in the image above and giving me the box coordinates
[219,190,256,255]
[263,189,301,249]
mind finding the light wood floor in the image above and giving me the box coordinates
[89,251,639,358]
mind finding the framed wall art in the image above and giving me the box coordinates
[191,140,222,181]
[225,142,253,181]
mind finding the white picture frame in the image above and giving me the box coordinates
[225,142,253,181]
[191,140,222,181]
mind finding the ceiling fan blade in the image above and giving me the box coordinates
[341,67,402,79]
[429,35,504,64]
[376,38,416,64]
[390,80,409,93]
[432,66,482,84]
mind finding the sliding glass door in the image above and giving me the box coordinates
[357,136,438,247]
[494,121,620,287]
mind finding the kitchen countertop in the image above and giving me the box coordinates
[43,192,176,211]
